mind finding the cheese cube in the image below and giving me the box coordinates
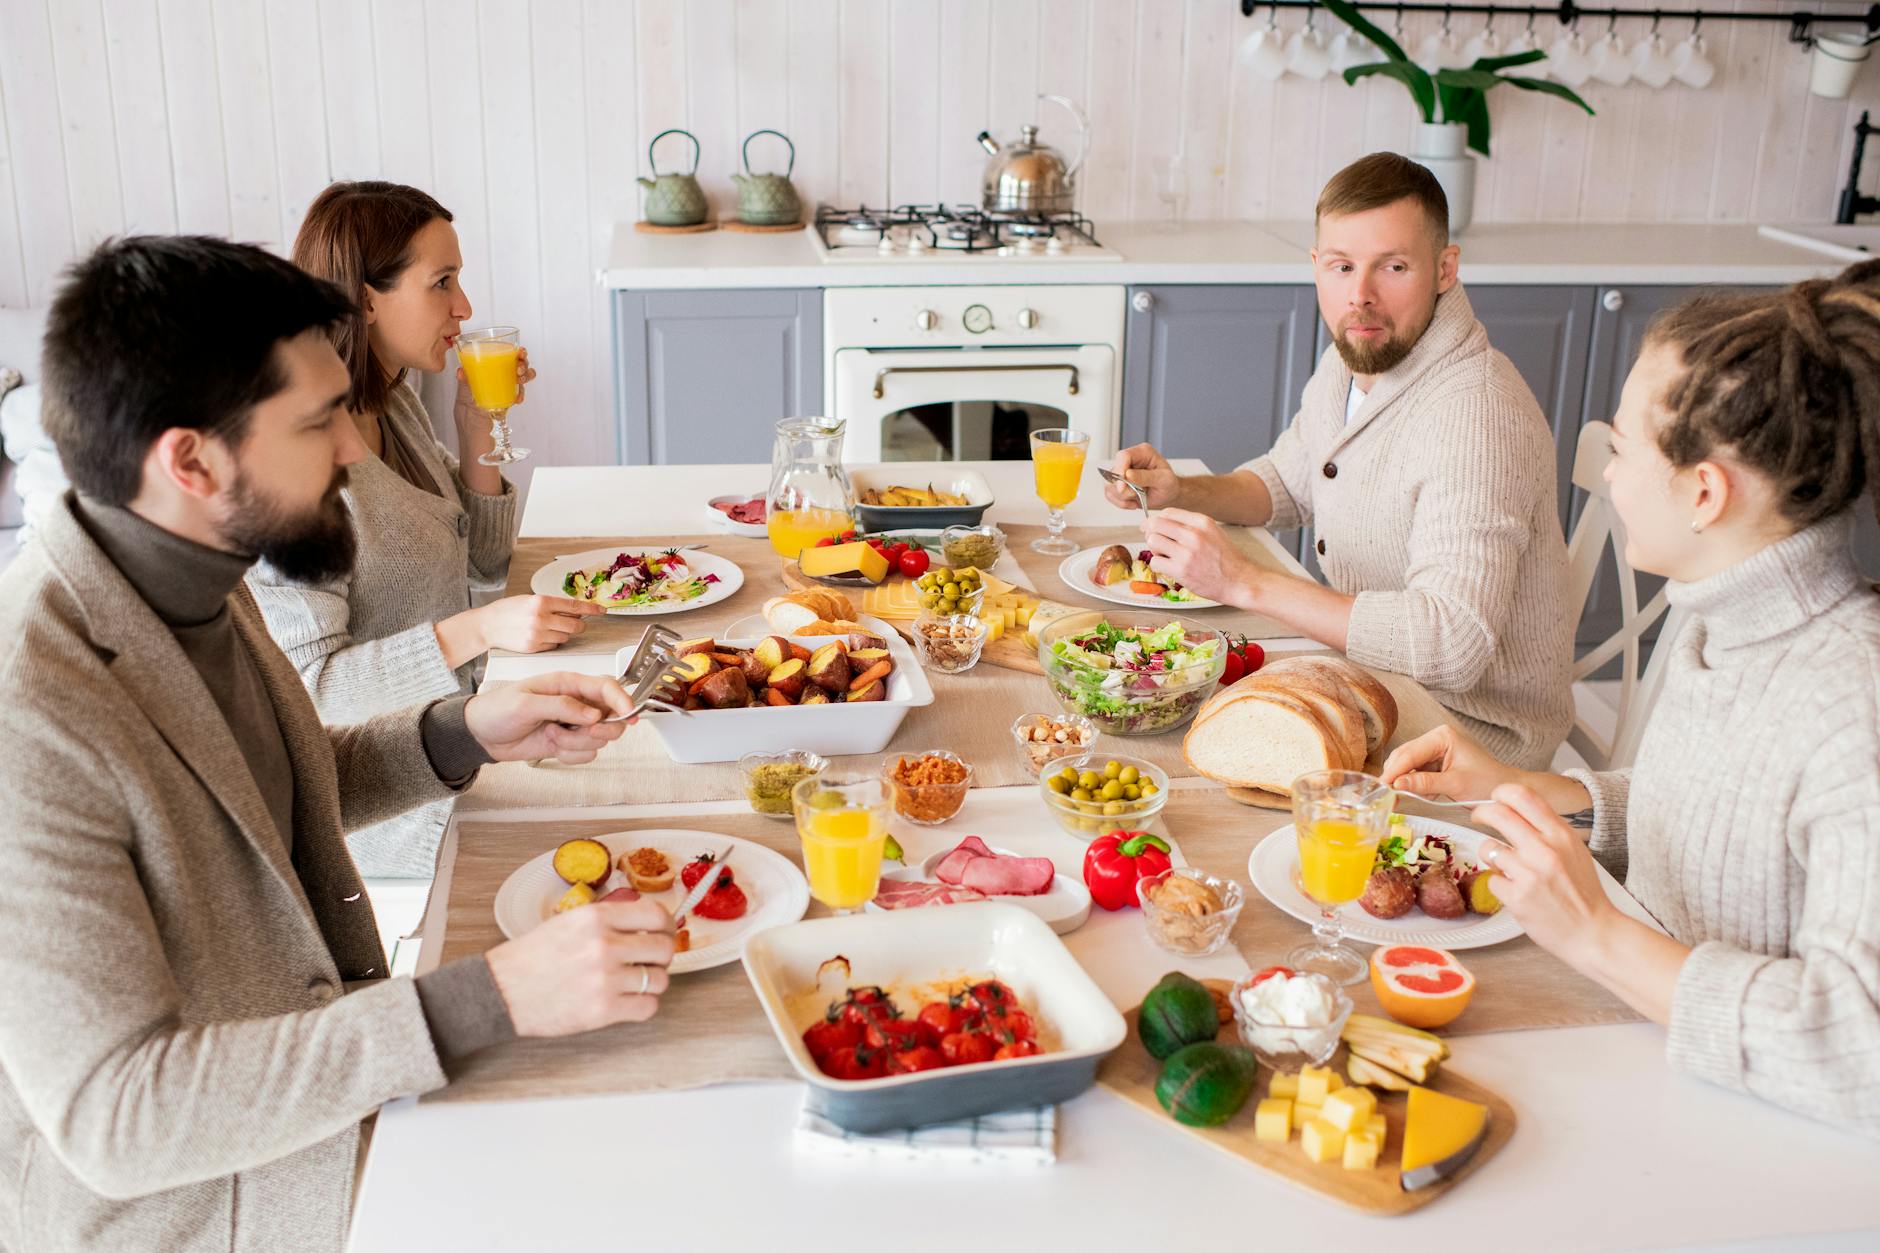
[1254,1098,1293,1143]
[1015,603,1035,626]
[1366,1112,1388,1145]
[1294,1101,1321,1125]
[1327,1071,1346,1092]
[984,615,1005,644]
[1300,1117,1346,1164]
[1342,1129,1381,1170]
[1298,1066,1336,1105]
[1269,1072,1300,1100]
[1321,1086,1378,1133]
[798,541,889,584]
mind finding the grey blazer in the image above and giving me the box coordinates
[0,498,460,1252]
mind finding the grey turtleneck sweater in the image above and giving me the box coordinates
[1565,514,1880,1136]
[72,498,514,1061]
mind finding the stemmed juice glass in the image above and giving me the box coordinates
[1029,427,1089,555]
[457,326,528,466]
[792,774,893,915]
[1288,769,1395,984]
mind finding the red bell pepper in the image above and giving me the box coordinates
[1082,830,1173,911]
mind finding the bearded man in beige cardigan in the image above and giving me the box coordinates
[1108,153,1574,768]
[0,237,676,1253]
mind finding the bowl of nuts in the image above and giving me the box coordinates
[1137,867,1244,957]
[1009,712,1097,776]
[1038,753,1167,839]
[882,749,973,825]
[914,611,990,674]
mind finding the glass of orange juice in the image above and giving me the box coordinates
[1288,769,1394,984]
[1028,427,1089,555]
[457,326,528,466]
[792,775,894,914]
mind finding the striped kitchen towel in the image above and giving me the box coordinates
[794,1100,1057,1164]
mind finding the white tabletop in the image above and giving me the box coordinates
[352,787,1880,1253]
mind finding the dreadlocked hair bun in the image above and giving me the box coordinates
[1645,258,1880,530]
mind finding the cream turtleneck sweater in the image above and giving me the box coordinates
[1567,514,1880,1135]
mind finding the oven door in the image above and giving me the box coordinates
[831,346,1117,463]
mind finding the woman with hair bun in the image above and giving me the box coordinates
[1383,261,1880,1135]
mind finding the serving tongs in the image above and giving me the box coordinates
[606,622,695,721]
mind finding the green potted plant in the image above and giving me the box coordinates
[1319,0,1594,233]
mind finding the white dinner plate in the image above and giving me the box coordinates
[866,845,1094,934]
[493,829,810,973]
[1247,814,1527,950]
[530,546,745,616]
[1058,546,1221,610]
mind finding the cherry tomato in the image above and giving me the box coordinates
[1219,652,1246,686]
[917,1002,967,1039]
[814,535,836,547]
[1240,641,1265,671]
[834,987,897,1029]
[889,1045,947,1074]
[1248,965,1295,986]
[692,880,747,920]
[865,1018,930,1053]
[802,1017,863,1063]
[994,1038,1042,1060]
[898,548,931,578]
[679,855,722,891]
[960,980,1018,1016]
[841,529,858,542]
[822,1045,889,1080]
[940,1031,998,1066]
[993,1009,1035,1043]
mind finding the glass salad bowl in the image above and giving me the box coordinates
[1037,612,1227,736]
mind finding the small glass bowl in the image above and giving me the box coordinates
[737,749,828,820]
[882,748,973,825]
[940,523,1006,572]
[1037,752,1169,839]
[1229,970,1353,1070]
[913,611,989,674]
[1009,712,1098,776]
[1137,867,1245,957]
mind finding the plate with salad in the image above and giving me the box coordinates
[532,546,744,615]
[1058,544,1220,610]
[1038,615,1227,736]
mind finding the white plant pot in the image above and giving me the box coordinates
[1407,121,1475,236]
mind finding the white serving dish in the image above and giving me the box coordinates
[617,628,933,764]
[866,845,1093,934]
[742,904,1127,1133]
[705,493,769,538]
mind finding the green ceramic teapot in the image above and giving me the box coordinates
[637,129,708,227]
[731,130,801,227]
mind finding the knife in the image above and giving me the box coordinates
[673,845,736,922]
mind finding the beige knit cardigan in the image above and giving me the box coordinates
[247,381,517,877]
[1566,517,1880,1135]
[1242,284,1575,769]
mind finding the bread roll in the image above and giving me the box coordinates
[1183,688,1343,794]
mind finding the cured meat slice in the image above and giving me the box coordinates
[957,854,1056,897]
[872,879,988,909]
[933,835,998,885]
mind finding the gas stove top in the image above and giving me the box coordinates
[811,204,1123,262]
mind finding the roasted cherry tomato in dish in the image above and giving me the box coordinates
[803,1017,863,1063]
[994,1037,1042,1061]
[940,1030,998,1067]
[835,987,897,1029]
[822,1045,889,1081]
[958,980,1019,1017]
[897,548,931,578]
[865,1018,932,1053]
[889,1045,947,1074]
[991,1008,1035,1043]
[918,1002,969,1039]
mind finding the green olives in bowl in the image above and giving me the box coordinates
[1037,752,1169,840]
[914,565,986,616]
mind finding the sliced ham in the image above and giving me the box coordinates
[872,879,987,909]
[932,835,997,885]
[931,836,1056,897]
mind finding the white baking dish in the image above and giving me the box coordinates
[742,904,1127,1132]
[614,628,934,764]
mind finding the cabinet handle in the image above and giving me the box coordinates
[1131,291,1154,313]
[1602,289,1625,312]
[873,362,1080,400]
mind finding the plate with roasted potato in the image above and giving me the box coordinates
[1059,544,1219,609]
[849,468,993,531]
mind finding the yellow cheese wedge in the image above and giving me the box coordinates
[799,540,889,584]
[1298,1066,1336,1105]
[1254,1098,1293,1142]
[1268,1072,1300,1100]
[1366,1112,1388,1145]
[1343,1128,1381,1171]
[1321,1085,1378,1133]
[1400,1086,1489,1191]
[1300,1117,1345,1163]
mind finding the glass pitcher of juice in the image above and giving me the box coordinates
[1288,770,1394,985]
[766,416,854,560]
[792,775,893,913]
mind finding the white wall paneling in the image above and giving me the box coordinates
[2,0,1877,481]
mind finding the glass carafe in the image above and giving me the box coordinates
[766,416,855,559]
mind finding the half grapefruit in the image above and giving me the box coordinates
[1369,944,1475,1028]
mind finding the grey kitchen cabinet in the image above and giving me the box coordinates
[1121,284,1320,492]
[613,288,822,464]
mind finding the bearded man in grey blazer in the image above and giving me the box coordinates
[0,236,677,1253]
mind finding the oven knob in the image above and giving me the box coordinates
[962,304,994,334]
[914,309,938,331]
[1017,307,1039,330]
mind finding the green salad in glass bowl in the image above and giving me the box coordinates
[1038,613,1227,736]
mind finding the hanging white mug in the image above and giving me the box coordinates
[1630,31,1675,88]
[1549,28,1594,88]
[1287,25,1333,80]
[1237,20,1290,82]
[1589,27,1633,86]
[1671,32,1717,90]
[1462,21,1502,65]
[1329,29,1378,75]
[1417,28,1470,71]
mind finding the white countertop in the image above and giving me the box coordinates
[350,789,1880,1253]
[603,218,1843,291]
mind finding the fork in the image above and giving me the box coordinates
[1098,466,1151,515]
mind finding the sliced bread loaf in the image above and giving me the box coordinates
[1183,688,1344,794]
[1261,655,1399,756]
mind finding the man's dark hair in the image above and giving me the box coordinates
[41,235,354,505]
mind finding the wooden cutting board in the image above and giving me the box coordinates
[780,560,1046,675]
[1097,1006,1516,1215]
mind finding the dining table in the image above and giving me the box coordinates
[346,458,1880,1252]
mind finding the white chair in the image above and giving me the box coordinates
[1565,420,1685,771]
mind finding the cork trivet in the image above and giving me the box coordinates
[634,220,717,234]
[720,218,806,232]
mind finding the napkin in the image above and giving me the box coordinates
[794,1100,1057,1164]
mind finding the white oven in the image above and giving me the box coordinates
[824,285,1124,463]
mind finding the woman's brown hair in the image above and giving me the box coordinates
[292,180,453,416]
[1644,259,1880,530]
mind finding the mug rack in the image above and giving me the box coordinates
[1236,1,1880,48]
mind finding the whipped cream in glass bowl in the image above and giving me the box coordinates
[1230,968,1352,1069]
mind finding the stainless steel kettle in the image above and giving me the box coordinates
[975,94,1088,214]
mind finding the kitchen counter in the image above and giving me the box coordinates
[602,218,1845,291]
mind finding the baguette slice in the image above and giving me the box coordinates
[1235,673,1366,770]
[1261,656,1399,756]
[1183,689,1344,795]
